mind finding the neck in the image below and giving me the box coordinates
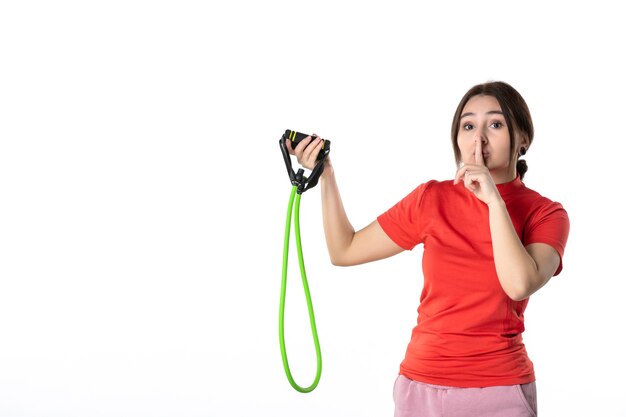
[490,166,517,184]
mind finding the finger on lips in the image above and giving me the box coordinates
[474,139,485,165]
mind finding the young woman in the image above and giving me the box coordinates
[287,81,569,417]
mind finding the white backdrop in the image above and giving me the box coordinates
[1,1,625,416]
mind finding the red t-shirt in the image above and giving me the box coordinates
[377,176,569,388]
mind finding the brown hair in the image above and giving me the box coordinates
[450,81,534,180]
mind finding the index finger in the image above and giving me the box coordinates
[286,135,313,154]
[475,139,485,166]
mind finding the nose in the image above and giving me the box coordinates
[473,128,488,144]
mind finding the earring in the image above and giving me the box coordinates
[519,147,527,156]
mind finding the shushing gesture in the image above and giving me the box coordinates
[454,139,501,207]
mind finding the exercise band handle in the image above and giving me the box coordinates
[279,129,330,194]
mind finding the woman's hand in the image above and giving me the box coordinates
[454,139,501,206]
[286,134,326,171]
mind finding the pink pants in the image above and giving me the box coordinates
[393,375,538,417]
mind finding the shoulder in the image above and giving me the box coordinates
[518,182,568,215]
[417,178,471,202]
[401,179,439,203]
[516,183,570,232]
[384,180,446,215]
[419,179,456,195]
[407,179,459,204]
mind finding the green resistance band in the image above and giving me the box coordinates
[279,185,322,393]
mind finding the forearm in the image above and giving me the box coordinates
[488,199,538,301]
[319,163,356,265]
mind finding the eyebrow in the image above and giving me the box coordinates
[460,110,504,119]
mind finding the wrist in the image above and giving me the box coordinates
[321,160,334,179]
[487,196,506,210]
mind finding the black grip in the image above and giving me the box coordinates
[282,129,329,161]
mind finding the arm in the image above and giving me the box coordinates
[319,161,404,266]
[455,139,561,301]
[287,136,404,266]
[487,200,561,301]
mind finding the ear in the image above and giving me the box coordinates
[517,132,530,152]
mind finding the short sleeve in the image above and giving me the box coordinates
[525,201,570,276]
[376,181,434,251]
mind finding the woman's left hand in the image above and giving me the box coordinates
[454,140,501,206]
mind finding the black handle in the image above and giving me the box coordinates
[282,129,329,161]
[279,129,331,194]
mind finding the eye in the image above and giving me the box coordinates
[462,123,474,131]
[490,121,503,129]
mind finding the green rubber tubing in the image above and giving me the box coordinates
[279,185,322,393]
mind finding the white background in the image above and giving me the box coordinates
[1,1,624,416]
